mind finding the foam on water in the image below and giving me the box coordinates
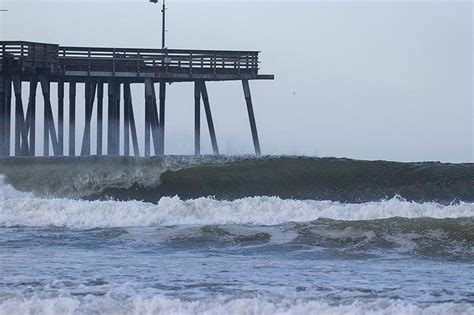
[1,295,473,315]
[0,176,33,200]
[1,177,473,229]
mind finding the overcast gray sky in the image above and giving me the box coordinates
[1,0,473,162]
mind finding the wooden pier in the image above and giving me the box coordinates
[0,41,273,157]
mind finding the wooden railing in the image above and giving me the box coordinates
[0,41,59,70]
[0,41,260,75]
[57,46,259,74]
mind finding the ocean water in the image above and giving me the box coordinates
[0,156,473,315]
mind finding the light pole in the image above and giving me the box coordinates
[149,0,166,49]
[149,0,167,155]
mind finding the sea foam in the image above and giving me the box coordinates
[1,295,473,315]
[1,177,473,229]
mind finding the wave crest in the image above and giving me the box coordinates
[1,191,473,229]
[0,156,472,203]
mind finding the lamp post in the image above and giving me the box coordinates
[149,0,166,49]
[149,0,167,155]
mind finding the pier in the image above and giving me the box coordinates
[0,41,273,157]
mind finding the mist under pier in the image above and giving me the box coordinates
[0,41,273,157]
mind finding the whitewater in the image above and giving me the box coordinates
[0,157,473,315]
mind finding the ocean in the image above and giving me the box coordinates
[0,156,473,315]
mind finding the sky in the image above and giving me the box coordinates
[0,0,473,162]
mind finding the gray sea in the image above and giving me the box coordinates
[0,156,473,314]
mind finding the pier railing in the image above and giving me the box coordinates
[0,41,59,71]
[58,46,259,75]
[1,41,260,77]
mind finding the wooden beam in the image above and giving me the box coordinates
[58,79,64,155]
[113,82,121,155]
[123,82,131,156]
[144,79,160,156]
[200,81,219,155]
[40,76,60,156]
[150,82,160,155]
[242,80,261,156]
[26,78,38,156]
[0,75,6,156]
[194,81,201,156]
[40,75,60,156]
[69,81,76,156]
[5,76,11,156]
[129,102,140,158]
[107,81,120,155]
[124,83,140,157]
[144,80,151,157]
[96,82,104,155]
[107,80,114,155]
[158,82,166,155]
[81,81,97,156]
[13,76,29,156]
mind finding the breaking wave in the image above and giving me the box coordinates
[1,295,473,315]
[1,189,473,229]
[0,156,472,203]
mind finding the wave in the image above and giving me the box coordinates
[0,156,472,203]
[1,295,473,315]
[1,181,473,228]
[3,178,473,259]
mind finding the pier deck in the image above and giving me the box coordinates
[1,41,273,82]
[0,41,273,157]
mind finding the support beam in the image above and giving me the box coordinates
[69,81,76,156]
[242,80,261,156]
[107,80,114,155]
[5,76,11,156]
[0,75,6,156]
[40,76,60,156]
[13,77,29,156]
[26,78,38,156]
[123,82,131,156]
[96,82,104,155]
[81,81,97,156]
[129,101,140,158]
[107,80,120,155]
[58,79,64,155]
[194,81,201,156]
[200,81,219,155]
[123,83,140,157]
[150,83,161,154]
[113,82,121,155]
[144,79,159,156]
[158,82,166,155]
[144,80,151,157]
[124,83,140,157]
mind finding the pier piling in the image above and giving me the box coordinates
[0,41,273,157]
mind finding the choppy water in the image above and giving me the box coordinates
[0,156,473,314]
